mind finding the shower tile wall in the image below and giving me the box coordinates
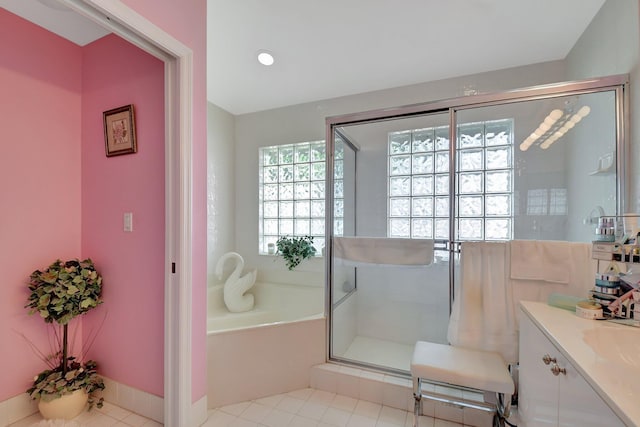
[355,265,450,345]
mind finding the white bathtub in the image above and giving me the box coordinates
[207,281,326,408]
[207,281,324,332]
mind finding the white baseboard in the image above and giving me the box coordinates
[190,394,208,427]
[101,377,163,423]
[0,392,38,426]
[0,379,208,427]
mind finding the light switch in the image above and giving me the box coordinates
[124,212,133,232]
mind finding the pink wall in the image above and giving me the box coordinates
[81,34,165,396]
[121,0,208,402]
[0,0,207,404]
[0,10,83,401]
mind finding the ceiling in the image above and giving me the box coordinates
[2,0,606,115]
[0,0,109,46]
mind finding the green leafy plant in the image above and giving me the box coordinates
[276,235,317,270]
[25,259,105,410]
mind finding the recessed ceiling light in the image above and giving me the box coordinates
[257,50,275,66]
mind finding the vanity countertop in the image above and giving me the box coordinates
[520,301,640,427]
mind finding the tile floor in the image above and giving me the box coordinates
[203,388,468,427]
[8,402,162,427]
[10,388,490,427]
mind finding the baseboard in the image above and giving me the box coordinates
[0,379,208,427]
[190,394,208,427]
[0,392,38,426]
[101,377,163,423]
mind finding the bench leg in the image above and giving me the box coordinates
[413,377,422,427]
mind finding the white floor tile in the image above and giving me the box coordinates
[276,396,306,414]
[229,418,258,427]
[346,413,379,427]
[203,409,237,426]
[379,405,408,425]
[297,401,329,421]
[239,402,272,423]
[260,407,295,427]
[220,401,252,416]
[352,400,382,419]
[10,404,159,427]
[10,387,468,427]
[121,412,150,426]
[288,414,320,427]
[97,401,134,420]
[320,407,351,427]
[309,390,336,406]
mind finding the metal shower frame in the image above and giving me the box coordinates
[324,74,630,375]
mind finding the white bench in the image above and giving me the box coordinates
[411,341,514,427]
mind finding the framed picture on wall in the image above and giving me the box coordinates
[103,104,137,157]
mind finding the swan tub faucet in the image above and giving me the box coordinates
[215,252,257,313]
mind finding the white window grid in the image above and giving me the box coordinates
[549,188,568,216]
[258,140,344,255]
[526,189,548,215]
[388,119,514,241]
[526,188,568,216]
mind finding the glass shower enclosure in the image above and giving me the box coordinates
[324,75,628,376]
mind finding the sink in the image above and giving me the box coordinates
[583,325,640,370]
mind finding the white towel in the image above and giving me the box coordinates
[333,236,433,266]
[510,241,595,314]
[447,241,518,364]
[510,240,571,283]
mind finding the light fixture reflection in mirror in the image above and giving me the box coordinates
[520,105,591,151]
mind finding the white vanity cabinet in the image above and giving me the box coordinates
[519,309,626,427]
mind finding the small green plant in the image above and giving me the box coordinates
[25,258,105,410]
[276,235,317,270]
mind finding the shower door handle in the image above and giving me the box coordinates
[449,241,462,254]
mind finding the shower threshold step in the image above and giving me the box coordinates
[342,335,416,372]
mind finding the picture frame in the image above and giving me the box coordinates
[103,104,137,157]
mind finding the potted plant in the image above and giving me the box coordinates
[275,235,317,270]
[25,258,105,419]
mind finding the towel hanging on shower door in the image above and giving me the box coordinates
[333,236,434,266]
[447,241,518,364]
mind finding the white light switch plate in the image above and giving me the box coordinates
[124,212,133,232]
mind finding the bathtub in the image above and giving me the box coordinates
[207,281,326,408]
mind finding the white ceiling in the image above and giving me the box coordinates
[2,0,606,115]
[207,0,606,115]
[0,0,109,46]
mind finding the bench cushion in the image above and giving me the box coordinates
[411,341,514,395]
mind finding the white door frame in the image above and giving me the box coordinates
[62,1,194,425]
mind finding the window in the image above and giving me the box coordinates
[259,140,342,254]
[388,119,514,241]
[526,188,568,216]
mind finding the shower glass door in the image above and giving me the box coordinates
[328,112,455,375]
[326,75,627,377]
[455,90,619,242]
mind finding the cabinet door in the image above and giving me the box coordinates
[519,314,559,426]
[558,360,625,427]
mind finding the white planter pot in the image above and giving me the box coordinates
[38,389,88,420]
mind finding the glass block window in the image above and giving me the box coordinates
[259,140,341,255]
[388,119,514,241]
[526,189,548,215]
[526,188,568,216]
[549,188,568,215]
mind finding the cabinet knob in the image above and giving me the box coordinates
[542,354,557,365]
[550,363,567,376]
